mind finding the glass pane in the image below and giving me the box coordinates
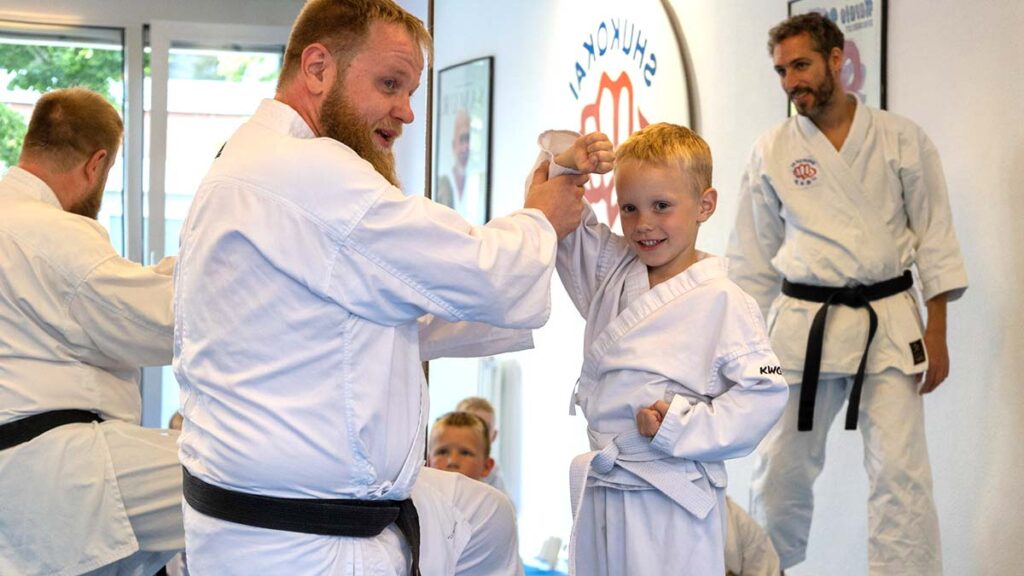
[148,44,282,428]
[0,24,127,254]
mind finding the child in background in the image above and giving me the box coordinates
[544,124,789,575]
[428,411,495,482]
[455,396,510,496]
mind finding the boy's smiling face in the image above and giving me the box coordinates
[615,159,716,287]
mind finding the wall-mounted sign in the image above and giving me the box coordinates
[553,0,694,230]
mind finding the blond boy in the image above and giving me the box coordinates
[428,411,495,481]
[542,124,789,575]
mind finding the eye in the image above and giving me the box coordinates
[382,78,399,91]
[620,204,636,214]
[655,201,671,211]
[773,66,785,77]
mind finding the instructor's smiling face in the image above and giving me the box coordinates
[320,20,423,185]
[772,32,839,119]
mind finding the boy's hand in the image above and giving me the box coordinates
[636,400,670,437]
[553,132,614,175]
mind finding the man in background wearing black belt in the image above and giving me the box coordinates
[0,88,183,575]
[727,13,967,576]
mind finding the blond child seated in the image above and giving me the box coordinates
[542,124,789,575]
[455,396,514,497]
[428,411,495,482]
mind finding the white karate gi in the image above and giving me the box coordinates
[727,99,968,575]
[724,497,780,576]
[412,467,523,575]
[0,167,182,576]
[174,99,556,574]
[542,131,788,575]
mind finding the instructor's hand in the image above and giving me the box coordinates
[919,330,949,394]
[525,160,588,239]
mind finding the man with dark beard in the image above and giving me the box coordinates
[726,12,967,576]
[172,1,592,575]
[0,88,184,575]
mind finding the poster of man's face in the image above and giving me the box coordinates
[434,57,492,225]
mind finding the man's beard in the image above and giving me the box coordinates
[791,69,836,120]
[320,83,401,187]
[69,182,104,220]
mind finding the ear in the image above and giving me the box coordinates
[481,457,495,479]
[83,148,109,185]
[697,187,717,223]
[828,45,844,76]
[490,428,498,443]
[300,42,336,97]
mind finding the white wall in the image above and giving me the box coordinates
[431,0,1024,573]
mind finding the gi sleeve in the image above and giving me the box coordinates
[726,147,786,319]
[900,127,968,302]
[65,255,175,368]
[417,314,533,361]
[650,347,788,461]
[324,158,558,330]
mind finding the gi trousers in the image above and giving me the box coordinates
[750,369,942,575]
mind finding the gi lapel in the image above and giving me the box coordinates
[795,107,899,258]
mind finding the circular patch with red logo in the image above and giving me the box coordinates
[790,158,820,187]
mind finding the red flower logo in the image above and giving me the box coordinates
[580,72,649,227]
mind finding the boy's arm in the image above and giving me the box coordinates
[533,131,623,318]
[647,348,789,461]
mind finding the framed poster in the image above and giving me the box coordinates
[434,56,493,225]
[789,0,887,111]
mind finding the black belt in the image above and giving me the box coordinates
[183,467,421,574]
[782,270,913,431]
[0,409,104,451]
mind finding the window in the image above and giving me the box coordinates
[0,21,127,252]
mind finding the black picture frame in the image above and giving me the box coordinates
[433,56,493,225]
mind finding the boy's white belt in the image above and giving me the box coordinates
[568,429,726,521]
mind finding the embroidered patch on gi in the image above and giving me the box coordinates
[790,157,819,187]
[909,339,926,365]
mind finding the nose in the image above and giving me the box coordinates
[395,95,415,124]
[781,69,799,92]
[635,211,655,232]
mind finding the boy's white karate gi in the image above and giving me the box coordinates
[727,100,968,574]
[541,132,789,576]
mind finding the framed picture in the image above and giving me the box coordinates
[788,0,887,112]
[434,56,493,225]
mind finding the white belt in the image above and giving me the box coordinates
[569,430,726,521]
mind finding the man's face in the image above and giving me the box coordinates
[772,33,838,119]
[320,21,423,186]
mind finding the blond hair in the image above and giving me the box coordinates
[21,87,122,172]
[432,411,491,457]
[615,123,712,195]
[278,0,432,89]
[455,396,495,417]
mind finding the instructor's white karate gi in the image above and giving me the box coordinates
[727,99,967,574]
[0,167,182,576]
[174,99,554,574]
[544,137,788,573]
